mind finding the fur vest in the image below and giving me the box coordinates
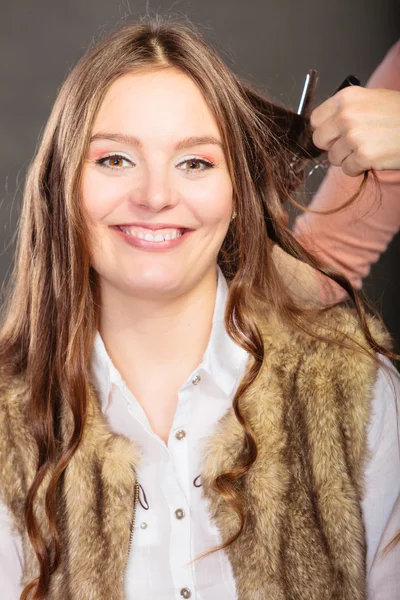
[0,307,388,599]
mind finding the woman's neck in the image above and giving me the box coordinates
[98,267,218,383]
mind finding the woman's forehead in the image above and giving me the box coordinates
[91,68,221,146]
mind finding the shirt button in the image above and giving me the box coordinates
[140,522,148,529]
[175,508,186,520]
[191,374,201,386]
[180,589,192,599]
[175,430,186,441]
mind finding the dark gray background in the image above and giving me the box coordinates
[1,1,399,348]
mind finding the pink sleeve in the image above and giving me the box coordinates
[293,39,400,303]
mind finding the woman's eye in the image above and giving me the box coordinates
[95,155,214,173]
[96,154,133,170]
[177,158,214,173]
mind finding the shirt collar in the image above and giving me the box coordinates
[201,265,249,397]
[90,265,249,412]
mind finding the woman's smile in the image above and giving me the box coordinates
[110,224,193,252]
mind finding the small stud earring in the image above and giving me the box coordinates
[231,210,237,221]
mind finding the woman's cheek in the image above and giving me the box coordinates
[81,168,128,222]
[182,176,233,222]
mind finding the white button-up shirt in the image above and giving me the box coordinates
[92,266,248,600]
[1,265,400,599]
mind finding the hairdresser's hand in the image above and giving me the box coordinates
[310,87,400,176]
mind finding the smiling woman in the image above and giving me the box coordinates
[0,15,399,600]
[81,69,233,300]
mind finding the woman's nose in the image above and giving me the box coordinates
[131,166,177,213]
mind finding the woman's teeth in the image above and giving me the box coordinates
[119,226,184,242]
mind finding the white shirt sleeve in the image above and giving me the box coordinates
[364,356,400,598]
[0,502,23,599]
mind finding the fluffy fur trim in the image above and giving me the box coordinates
[0,307,389,599]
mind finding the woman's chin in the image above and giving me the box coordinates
[119,272,185,298]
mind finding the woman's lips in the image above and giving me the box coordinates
[110,225,192,251]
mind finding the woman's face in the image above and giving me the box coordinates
[81,68,233,300]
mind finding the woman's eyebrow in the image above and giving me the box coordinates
[89,132,224,150]
[175,136,223,150]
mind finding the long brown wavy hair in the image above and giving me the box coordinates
[0,15,398,600]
